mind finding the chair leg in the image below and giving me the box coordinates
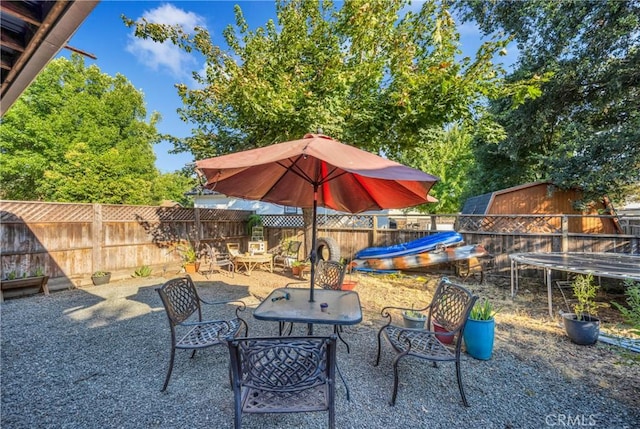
[390,353,407,406]
[190,350,197,359]
[161,347,176,392]
[456,359,470,407]
[333,325,350,353]
[374,329,384,366]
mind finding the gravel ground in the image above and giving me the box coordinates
[1,272,638,429]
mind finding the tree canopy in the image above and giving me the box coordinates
[456,0,640,204]
[0,55,195,205]
[124,0,538,212]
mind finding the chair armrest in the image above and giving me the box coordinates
[380,303,431,317]
[284,281,309,289]
[199,298,247,311]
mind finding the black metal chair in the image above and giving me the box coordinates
[156,275,248,391]
[374,277,478,406]
[280,261,347,342]
[227,335,337,429]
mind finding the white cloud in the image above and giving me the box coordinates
[126,3,206,79]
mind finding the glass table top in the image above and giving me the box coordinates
[254,287,363,325]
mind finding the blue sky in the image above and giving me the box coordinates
[60,1,516,173]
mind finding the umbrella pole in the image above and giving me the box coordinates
[309,185,318,303]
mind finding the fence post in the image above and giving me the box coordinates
[92,204,103,272]
[371,215,378,247]
[561,215,569,252]
[194,207,201,243]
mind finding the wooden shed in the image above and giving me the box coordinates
[461,182,619,234]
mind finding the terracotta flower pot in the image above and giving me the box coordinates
[184,262,200,274]
[340,280,358,291]
[432,320,454,344]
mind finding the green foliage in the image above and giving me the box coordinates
[133,265,153,278]
[572,274,599,319]
[456,1,640,203]
[612,280,640,337]
[32,267,44,277]
[469,298,499,320]
[404,309,426,320]
[92,271,109,278]
[171,241,198,264]
[246,214,263,235]
[153,172,197,207]
[0,55,181,205]
[396,124,476,212]
[124,0,542,213]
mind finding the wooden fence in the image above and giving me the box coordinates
[1,201,638,291]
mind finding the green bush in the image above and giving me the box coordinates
[572,274,599,319]
[133,265,152,278]
[612,280,640,336]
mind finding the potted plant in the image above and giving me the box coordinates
[562,274,600,345]
[172,241,200,274]
[1,266,50,300]
[291,260,311,277]
[91,270,111,286]
[463,298,499,360]
[402,308,427,329]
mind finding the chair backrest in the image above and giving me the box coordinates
[226,243,241,257]
[315,260,346,290]
[156,275,201,326]
[427,277,477,335]
[228,335,336,411]
[287,240,302,256]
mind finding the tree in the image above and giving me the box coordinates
[124,0,540,212]
[0,55,175,205]
[455,0,640,204]
[396,124,476,213]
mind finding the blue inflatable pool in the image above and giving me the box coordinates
[354,231,463,259]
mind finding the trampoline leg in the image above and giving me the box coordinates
[546,268,553,317]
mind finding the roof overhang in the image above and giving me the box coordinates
[1,0,99,116]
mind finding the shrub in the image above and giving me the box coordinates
[133,265,152,278]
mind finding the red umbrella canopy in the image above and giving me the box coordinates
[196,134,438,213]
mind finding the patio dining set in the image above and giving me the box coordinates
[155,270,478,429]
[197,240,303,278]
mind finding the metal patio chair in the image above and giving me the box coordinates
[156,275,248,391]
[374,277,478,406]
[227,335,337,429]
[200,244,234,278]
[279,261,351,349]
[273,240,302,269]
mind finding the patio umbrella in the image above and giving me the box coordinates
[196,133,438,302]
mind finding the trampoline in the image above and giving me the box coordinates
[509,252,640,317]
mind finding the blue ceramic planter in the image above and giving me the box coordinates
[463,318,495,360]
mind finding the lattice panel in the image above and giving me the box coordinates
[262,215,305,228]
[103,205,195,222]
[1,201,94,222]
[457,215,561,233]
[262,214,373,229]
[199,209,252,221]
